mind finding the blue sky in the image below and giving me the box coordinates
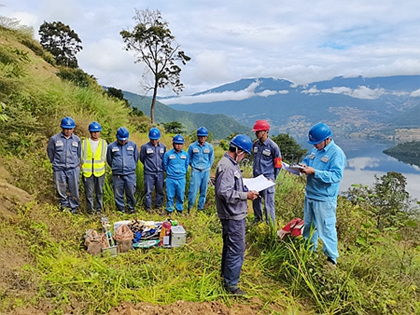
[2,0,420,99]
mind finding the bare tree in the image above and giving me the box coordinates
[120,9,190,124]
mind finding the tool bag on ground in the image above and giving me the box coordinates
[114,224,134,253]
[277,218,304,239]
[84,229,103,256]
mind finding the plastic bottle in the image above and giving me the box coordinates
[162,220,172,246]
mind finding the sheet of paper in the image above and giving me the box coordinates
[282,162,302,176]
[243,175,276,192]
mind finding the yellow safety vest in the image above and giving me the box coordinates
[81,139,107,177]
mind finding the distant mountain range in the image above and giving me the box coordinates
[123,91,251,139]
[161,75,420,142]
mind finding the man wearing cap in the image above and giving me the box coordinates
[140,127,166,212]
[107,127,139,213]
[163,134,189,216]
[81,121,108,214]
[252,119,282,225]
[47,116,81,213]
[299,122,346,267]
[187,126,214,213]
[215,134,259,296]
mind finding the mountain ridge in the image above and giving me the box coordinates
[163,75,420,141]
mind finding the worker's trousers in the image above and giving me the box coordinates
[303,196,339,263]
[53,167,80,212]
[112,173,136,212]
[83,174,105,213]
[144,172,164,209]
[165,177,186,212]
[252,185,276,224]
[221,218,246,291]
[187,168,210,210]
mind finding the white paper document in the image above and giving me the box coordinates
[243,175,276,192]
[282,162,303,176]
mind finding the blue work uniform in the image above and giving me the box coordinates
[139,141,166,209]
[252,137,282,224]
[47,132,81,212]
[302,139,346,264]
[187,141,214,211]
[215,152,248,292]
[106,140,139,212]
[163,149,189,213]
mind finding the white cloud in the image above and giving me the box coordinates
[410,88,420,97]
[2,0,420,95]
[320,86,387,99]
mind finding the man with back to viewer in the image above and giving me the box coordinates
[139,127,166,212]
[299,122,346,267]
[80,121,107,214]
[251,119,282,225]
[187,126,215,212]
[215,134,259,295]
[106,127,139,213]
[47,116,81,213]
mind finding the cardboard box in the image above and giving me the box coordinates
[171,225,186,247]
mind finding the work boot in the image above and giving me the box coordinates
[326,257,337,269]
[229,288,247,296]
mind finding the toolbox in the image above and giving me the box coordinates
[170,225,186,247]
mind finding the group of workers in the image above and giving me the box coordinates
[215,121,345,295]
[47,116,346,296]
[47,116,214,216]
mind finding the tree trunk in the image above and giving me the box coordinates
[150,80,159,124]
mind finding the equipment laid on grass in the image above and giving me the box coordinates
[101,217,118,257]
[277,218,304,239]
[171,225,186,247]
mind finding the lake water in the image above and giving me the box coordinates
[332,139,420,201]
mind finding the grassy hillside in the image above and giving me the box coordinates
[1,24,420,315]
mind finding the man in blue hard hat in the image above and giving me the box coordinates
[107,127,139,213]
[187,126,214,213]
[81,121,107,214]
[215,134,259,296]
[140,127,166,212]
[299,122,346,268]
[47,116,81,213]
[163,134,189,216]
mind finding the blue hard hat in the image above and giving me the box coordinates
[60,116,76,129]
[88,121,102,132]
[307,123,332,145]
[230,134,252,154]
[173,134,184,144]
[149,127,161,140]
[197,126,208,137]
[116,127,129,141]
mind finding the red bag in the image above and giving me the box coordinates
[277,218,304,239]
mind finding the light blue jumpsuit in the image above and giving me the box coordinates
[215,152,248,292]
[140,141,166,209]
[47,132,81,212]
[163,148,189,213]
[106,140,139,212]
[187,141,214,211]
[252,137,281,224]
[302,139,346,264]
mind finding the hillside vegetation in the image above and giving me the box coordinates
[383,140,420,168]
[1,25,420,315]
